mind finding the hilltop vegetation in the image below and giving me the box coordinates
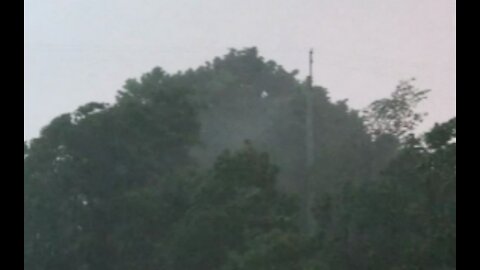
[24,48,456,270]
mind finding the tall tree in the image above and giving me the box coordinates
[312,118,456,270]
[24,68,200,270]
[363,78,430,140]
[167,142,300,270]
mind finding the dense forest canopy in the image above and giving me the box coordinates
[24,48,456,270]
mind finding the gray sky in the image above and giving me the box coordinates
[24,0,456,140]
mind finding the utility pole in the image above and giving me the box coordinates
[301,49,315,235]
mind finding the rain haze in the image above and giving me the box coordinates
[24,2,457,268]
[24,0,456,140]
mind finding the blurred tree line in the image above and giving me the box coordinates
[24,48,456,270]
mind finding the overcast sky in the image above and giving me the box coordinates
[24,0,456,140]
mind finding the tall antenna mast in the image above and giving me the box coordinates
[302,49,315,234]
[307,49,314,167]
[309,49,314,86]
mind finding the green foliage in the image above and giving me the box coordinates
[24,48,455,270]
[312,118,456,270]
[363,79,430,140]
[24,68,200,270]
[174,47,382,199]
[222,230,312,270]
[167,143,300,270]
